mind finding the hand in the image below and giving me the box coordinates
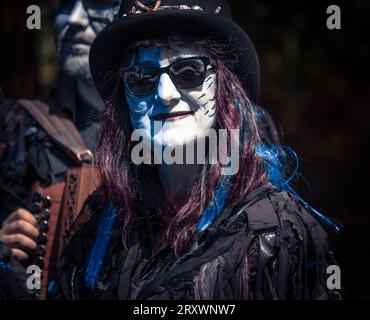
[0,208,39,263]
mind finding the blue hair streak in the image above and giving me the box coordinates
[196,95,342,234]
[84,202,117,291]
[0,260,9,273]
[255,144,343,233]
[197,93,244,233]
[197,168,233,233]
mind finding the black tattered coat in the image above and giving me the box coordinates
[53,185,340,300]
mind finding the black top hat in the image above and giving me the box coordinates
[89,0,260,104]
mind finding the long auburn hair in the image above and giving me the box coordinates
[96,34,268,256]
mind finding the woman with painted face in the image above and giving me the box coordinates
[53,0,341,300]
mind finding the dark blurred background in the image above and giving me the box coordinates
[0,0,369,299]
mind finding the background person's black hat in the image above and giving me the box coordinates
[90,0,260,104]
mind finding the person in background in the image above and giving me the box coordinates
[0,0,121,299]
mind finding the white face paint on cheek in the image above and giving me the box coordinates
[183,70,218,134]
[124,45,218,151]
[197,73,217,119]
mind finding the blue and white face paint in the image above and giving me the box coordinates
[54,0,120,80]
[125,45,217,151]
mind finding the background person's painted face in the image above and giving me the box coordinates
[54,0,119,79]
[125,46,217,150]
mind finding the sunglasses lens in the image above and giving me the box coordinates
[122,58,210,96]
[124,65,159,96]
[170,58,206,89]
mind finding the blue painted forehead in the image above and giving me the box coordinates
[133,46,162,65]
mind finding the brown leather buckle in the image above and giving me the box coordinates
[76,149,94,163]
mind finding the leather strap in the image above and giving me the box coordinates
[17,97,93,164]
[17,97,99,299]
[57,164,102,258]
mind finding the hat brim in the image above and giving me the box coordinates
[90,10,260,104]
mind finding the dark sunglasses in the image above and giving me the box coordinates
[119,56,215,97]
